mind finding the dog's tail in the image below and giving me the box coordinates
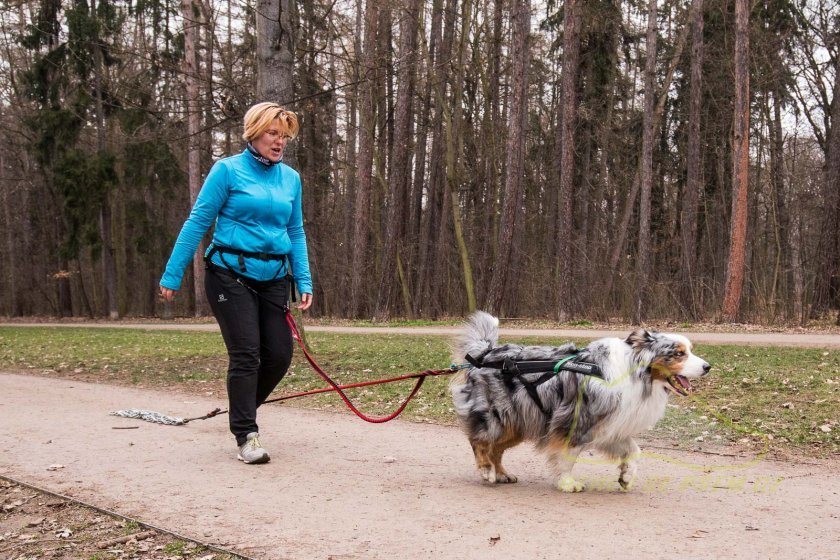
[453,311,499,372]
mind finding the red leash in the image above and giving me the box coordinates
[181,271,460,425]
[282,312,457,423]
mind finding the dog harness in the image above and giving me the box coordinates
[464,352,604,416]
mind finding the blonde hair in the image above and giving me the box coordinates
[242,102,299,142]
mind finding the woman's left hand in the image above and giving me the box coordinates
[297,293,313,311]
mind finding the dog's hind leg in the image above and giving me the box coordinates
[470,440,499,483]
[488,432,523,483]
[546,444,584,492]
[617,439,641,490]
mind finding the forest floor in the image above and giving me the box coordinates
[1,321,839,559]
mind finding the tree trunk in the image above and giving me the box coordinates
[480,0,504,296]
[634,0,657,325]
[824,42,840,321]
[555,0,581,321]
[350,0,378,317]
[1,152,18,315]
[417,0,454,316]
[342,0,363,316]
[448,0,476,314]
[256,0,298,167]
[721,0,750,322]
[788,134,805,324]
[182,0,209,316]
[374,0,420,320]
[90,0,119,319]
[680,0,704,319]
[770,87,791,320]
[486,0,529,315]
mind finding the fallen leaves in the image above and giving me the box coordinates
[1,480,233,558]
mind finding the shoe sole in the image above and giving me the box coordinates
[237,453,270,464]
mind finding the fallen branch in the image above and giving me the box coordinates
[96,530,156,549]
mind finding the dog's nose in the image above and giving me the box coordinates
[702,363,711,375]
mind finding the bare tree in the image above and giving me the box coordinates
[448,0,476,315]
[825,42,840,323]
[256,0,298,166]
[486,0,530,315]
[634,0,658,325]
[181,0,209,316]
[350,0,378,317]
[680,0,704,318]
[375,0,421,320]
[88,0,119,319]
[555,0,581,321]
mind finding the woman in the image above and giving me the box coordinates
[160,102,313,464]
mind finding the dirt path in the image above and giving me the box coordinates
[1,373,837,559]
[5,321,840,348]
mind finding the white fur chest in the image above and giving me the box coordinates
[596,357,671,444]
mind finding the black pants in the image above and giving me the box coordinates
[205,264,292,446]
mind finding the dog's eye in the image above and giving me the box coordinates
[674,351,685,357]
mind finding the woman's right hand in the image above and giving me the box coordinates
[159,286,177,302]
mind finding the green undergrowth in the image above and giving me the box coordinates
[0,327,837,457]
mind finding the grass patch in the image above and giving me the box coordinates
[0,327,228,387]
[1,327,837,456]
[687,344,840,453]
[163,540,188,556]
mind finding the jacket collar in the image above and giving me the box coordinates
[245,143,278,167]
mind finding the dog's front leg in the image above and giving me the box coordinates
[548,446,584,493]
[618,439,641,490]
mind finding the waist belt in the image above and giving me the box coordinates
[205,244,296,302]
[206,244,287,274]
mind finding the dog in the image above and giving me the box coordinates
[450,311,711,492]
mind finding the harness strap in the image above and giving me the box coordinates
[516,371,556,415]
[465,354,603,379]
[463,352,603,416]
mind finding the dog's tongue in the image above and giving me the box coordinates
[667,375,692,396]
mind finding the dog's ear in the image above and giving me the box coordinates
[626,328,655,350]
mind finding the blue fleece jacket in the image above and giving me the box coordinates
[160,149,312,295]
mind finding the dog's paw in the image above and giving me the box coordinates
[618,461,637,491]
[496,472,518,483]
[556,475,585,493]
[479,466,497,483]
[480,466,518,484]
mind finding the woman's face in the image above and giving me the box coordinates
[252,119,290,163]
